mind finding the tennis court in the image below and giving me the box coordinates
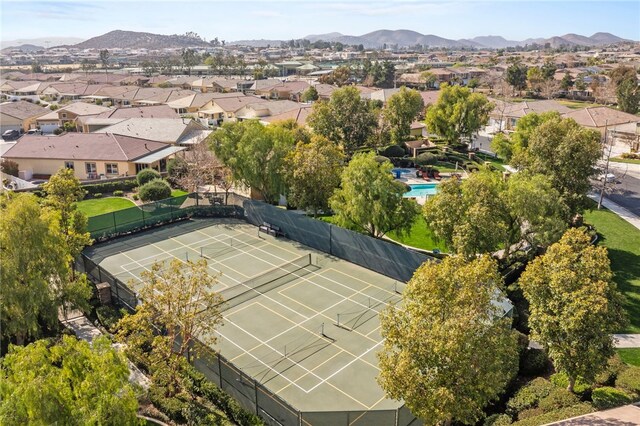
[85,218,410,424]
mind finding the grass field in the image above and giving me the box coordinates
[610,157,640,165]
[617,348,640,367]
[557,100,604,109]
[171,189,188,197]
[387,216,448,252]
[76,197,137,217]
[583,207,640,333]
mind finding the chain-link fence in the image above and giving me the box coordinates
[87,192,247,240]
[243,200,433,282]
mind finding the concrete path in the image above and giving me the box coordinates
[588,192,640,230]
[546,403,640,425]
[614,334,640,349]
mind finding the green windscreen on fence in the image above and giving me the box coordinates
[86,193,244,239]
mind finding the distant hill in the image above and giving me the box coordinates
[1,44,44,53]
[296,30,634,49]
[72,30,211,49]
[0,37,83,50]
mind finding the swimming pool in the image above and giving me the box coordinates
[404,183,438,197]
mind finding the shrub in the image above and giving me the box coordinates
[484,413,513,426]
[511,403,593,426]
[93,193,102,198]
[138,179,171,202]
[517,407,543,420]
[380,145,406,158]
[520,348,549,376]
[415,152,438,166]
[550,372,591,396]
[506,378,554,416]
[537,388,579,412]
[95,99,103,105]
[112,190,124,197]
[616,366,640,394]
[83,179,137,195]
[374,155,391,164]
[621,153,640,160]
[53,127,64,135]
[137,168,162,186]
[49,104,59,111]
[1,159,19,177]
[95,305,124,333]
[148,385,188,423]
[132,194,139,201]
[596,354,628,386]
[591,386,632,410]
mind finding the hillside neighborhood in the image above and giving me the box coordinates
[1,10,640,426]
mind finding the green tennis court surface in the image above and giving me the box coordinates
[85,218,408,421]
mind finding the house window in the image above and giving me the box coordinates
[85,162,97,177]
[135,163,146,173]
[64,161,74,170]
[105,163,119,175]
[61,113,67,119]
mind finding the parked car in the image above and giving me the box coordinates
[1,129,20,141]
[26,128,41,135]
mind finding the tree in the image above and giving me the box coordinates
[423,170,566,258]
[301,85,319,102]
[171,142,221,192]
[512,115,601,217]
[527,67,544,93]
[519,228,627,392]
[610,66,640,114]
[424,83,493,146]
[181,48,199,76]
[0,194,91,345]
[42,168,92,263]
[319,65,351,87]
[467,77,480,92]
[0,335,139,425]
[378,255,518,425]
[505,62,528,95]
[210,120,295,203]
[560,72,574,91]
[116,259,223,395]
[31,61,43,73]
[420,71,437,89]
[99,49,110,76]
[0,159,19,177]
[307,86,379,153]
[285,135,344,216]
[330,152,419,238]
[383,87,424,145]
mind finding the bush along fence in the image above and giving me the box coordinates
[86,192,246,241]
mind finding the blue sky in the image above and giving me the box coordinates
[1,0,639,43]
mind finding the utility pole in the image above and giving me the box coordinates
[598,120,611,210]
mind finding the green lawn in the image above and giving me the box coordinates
[76,197,137,217]
[617,348,640,367]
[171,189,188,197]
[557,100,604,109]
[387,216,448,252]
[610,157,640,165]
[583,207,640,333]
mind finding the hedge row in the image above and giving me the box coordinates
[83,179,138,195]
[181,364,264,426]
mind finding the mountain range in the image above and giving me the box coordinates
[0,37,84,50]
[70,30,212,50]
[301,30,631,49]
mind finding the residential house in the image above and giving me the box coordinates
[488,100,572,132]
[1,133,185,180]
[313,83,338,100]
[81,105,179,132]
[0,100,49,133]
[261,106,313,127]
[235,100,301,121]
[256,81,310,101]
[95,118,211,145]
[36,102,111,133]
[197,95,263,125]
[370,88,401,104]
[563,106,640,136]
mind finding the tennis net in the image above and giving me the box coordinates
[200,235,261,260]
[219,253,319,311]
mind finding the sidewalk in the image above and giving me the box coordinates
[588,192,640,230]
[614,334,640,348]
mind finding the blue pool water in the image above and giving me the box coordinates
[404,183,438,197]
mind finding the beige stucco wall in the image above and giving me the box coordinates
[6,158,135,179]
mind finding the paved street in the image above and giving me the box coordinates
[603,162,640,217]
